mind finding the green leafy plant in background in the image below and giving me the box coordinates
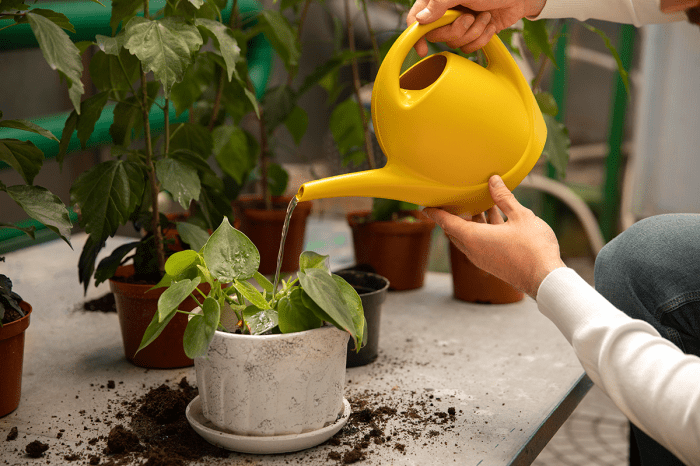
[57,0,262,292]
[137,217,366,358]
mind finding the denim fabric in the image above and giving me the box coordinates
[594,214,700,466]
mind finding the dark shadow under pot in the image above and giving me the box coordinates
[334,267,390,367]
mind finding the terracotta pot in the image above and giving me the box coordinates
[449,241,524,304]
[109,265,205,368]
[234,195,312,275]
[347,211,435,291]
[0,302,31,417]
[334,269,389,367]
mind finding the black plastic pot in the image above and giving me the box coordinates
[335,267,390,367]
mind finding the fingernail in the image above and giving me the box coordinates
[490,175,505,188]
[416,8,431,20]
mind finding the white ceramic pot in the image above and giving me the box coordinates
[195,325,349,436]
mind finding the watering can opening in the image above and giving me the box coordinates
[399,54,447,91]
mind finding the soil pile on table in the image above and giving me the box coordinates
[81,293,117,313]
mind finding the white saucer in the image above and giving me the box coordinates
[185,396,351,454]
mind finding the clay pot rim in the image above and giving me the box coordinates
[0,302,32,340]
[346,210,435,233]
[210,323,344,343]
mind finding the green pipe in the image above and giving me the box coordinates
[600,24,635,242]
[0,0,262,49]
[0,210,78,252]
[542,21,569,227]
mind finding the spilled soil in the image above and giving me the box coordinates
[3,377,464,465]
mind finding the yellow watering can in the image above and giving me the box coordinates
[296,10,546,215]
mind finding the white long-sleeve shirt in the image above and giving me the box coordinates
[537,268,700,465]
[535,0,686,25]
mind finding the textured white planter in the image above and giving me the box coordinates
[195,325,349,436]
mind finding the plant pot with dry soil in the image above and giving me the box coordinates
[0,274,32,417]
[347,208,435,291]
[138,218,365,454]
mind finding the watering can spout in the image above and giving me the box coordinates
[296,167,408,204]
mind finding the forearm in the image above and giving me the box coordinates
[532,0,686,25]
[537,268,700,465]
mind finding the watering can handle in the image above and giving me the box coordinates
[381,10,526,105]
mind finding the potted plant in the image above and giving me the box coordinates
[57,0,269,367]
[137,217,365,452]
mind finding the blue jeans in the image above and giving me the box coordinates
[594,214,700,466]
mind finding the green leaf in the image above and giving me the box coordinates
[27,12,84,113]
[0,139,44,185]
[95,34,125,56]
[109,81,160,147]
[183,296,220,358]
[522,19,556,66]
[110,0,142,34]
[252,271,273,294]
[137,306,177,354]
[262,85,297,134]
[298,50,369,97]
[497,28,523,59]
[78,234,105,293]
[277,287,322,334]
[0,0,29,12]
[124,16,203,97]
[57,111,78,168]
[233,279,269,309]
[0,119,58,142]
[90,48,140,92]
[70,160,145,239]
[212,125,257,185]
[157,276,201,321]
[77,91,109,149]
[298,268,359,348]
[176,222,210,252]
[4,185,73,246]
[542,114,570,179]
[257,9,300,74]
[535,91,558,117]
[0,223,36,240]
[330,97,365,167]
[299,251,330,274]
[371,198,417,222]
[580,22,630,95]
[155,158,201,209]
[169,148,219,184]
[168,122,213,158]
[284,105,308,145]
[169,54,215,116]
[164,249,201,276]
[202,217,259,282]
[333,273,364,352]
[243,305,278,335]
[194,18,241,82]
[17,8,75,33]
[267,163,288,198]
[189,0,204,8]
[94,241,139,285]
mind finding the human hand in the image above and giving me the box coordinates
[423,175,566,299]
[406,0,547,56]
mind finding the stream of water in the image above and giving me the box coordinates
[272,196,298,293]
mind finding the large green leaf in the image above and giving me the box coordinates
[542,114,570,179]
[183,296,220,358]
[110,0,141,34]
[535,91,558,117]
[70,160,145,239]
[266,163,288,198]
[298,268,359,348]
[4,184,72,246]
[169,54,215,116]
[168,122,213,158]
[580,22,630,95]
[0,139,43,185]
[27,12,84,113]
[157,277,201,321]
[194,18,241,82]
[137,306,177,354]
[109,81,160,147]
[277,287,322,334]
[169,148,218,183]
[257,10,300,74]
[202,217,259,282]
[90,48,140,93]
[57,111,78,169]
[0,119,58,142]
[262,85,296,134]
[298,251,330,274]
[176,222,210,252]
[522,19,556,66]
[212,125,257,185]
[284,105,308,145]
[155,158,201,209]
[164,249,201,276]
[95,33,125,56]
[78,234,105,293]
[330,97,366,168]
[333,274,365,351]
[243,305,278,335]
[77,91,110,149]
[16,8,75,32]
[124,16,203,97]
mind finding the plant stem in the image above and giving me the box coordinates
[164,98,170,157]
[286,0,311,87]
[208,67,225,131]
[344,0,375,169]
[359,0,380,66]
[531,55,549,91]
